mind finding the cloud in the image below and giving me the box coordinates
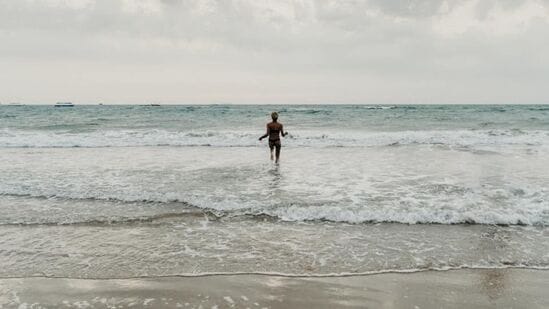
[433,0,548,36]
[0,0,548,103]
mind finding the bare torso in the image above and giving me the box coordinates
[267,122,284,140]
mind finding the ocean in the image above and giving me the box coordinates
[0,104,548,278]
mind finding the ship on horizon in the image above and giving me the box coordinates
[55,102,74,107]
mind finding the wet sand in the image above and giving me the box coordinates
[1,268,547,308]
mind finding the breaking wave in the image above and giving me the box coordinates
[1,128,548,149]
[1,191,547,226]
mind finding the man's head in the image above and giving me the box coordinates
[271,112,279,121]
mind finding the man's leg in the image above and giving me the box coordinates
[269,144,274,160]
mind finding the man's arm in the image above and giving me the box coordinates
[259,124,270,140]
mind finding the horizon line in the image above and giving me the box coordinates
[1,102,549,106]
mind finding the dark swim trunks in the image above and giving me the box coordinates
[269,139,281,149]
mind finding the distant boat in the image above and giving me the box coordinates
[149,103,161,106]
[55,102,74,107]
[8,102,23,106]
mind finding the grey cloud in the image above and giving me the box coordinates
[0,0,548,104]
[361,0,446,17]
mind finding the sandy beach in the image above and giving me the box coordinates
[1,268,547,308]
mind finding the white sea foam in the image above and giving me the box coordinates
[0,146,547,226]
[0,128,548,149]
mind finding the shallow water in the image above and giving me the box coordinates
[0,213,547,278]
[1,146,547,225]
[0,105,547,278]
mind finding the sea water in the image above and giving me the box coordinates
[0,104,547,278]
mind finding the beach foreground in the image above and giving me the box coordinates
[1,268,547,308]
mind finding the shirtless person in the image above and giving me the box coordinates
[259,112,288,163]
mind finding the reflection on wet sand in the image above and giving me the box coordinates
[3,269,547,308]
[478,269,507,300]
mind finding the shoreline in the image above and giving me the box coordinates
[1,265,548,280]
[1,268,547,308]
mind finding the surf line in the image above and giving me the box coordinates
[2,265,548,281]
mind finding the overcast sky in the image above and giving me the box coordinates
[0,0,548,104]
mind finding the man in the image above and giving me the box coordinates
[259,112,288,163]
